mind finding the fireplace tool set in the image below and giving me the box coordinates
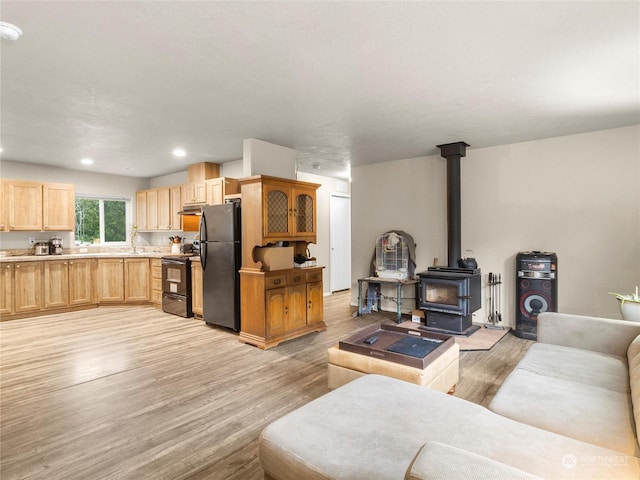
[486,272,504,330]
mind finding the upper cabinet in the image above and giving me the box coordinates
[240,175,319,270]
[2,179,74,232]
[183,162,220,206]
[263,182,316,240]
[136,186,182,232]
[43,183,75,231]
[206,177,240,205]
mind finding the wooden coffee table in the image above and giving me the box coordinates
[327,324,459,394]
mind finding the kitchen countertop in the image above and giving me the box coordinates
[0,251,195,262]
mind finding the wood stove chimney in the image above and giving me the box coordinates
[436,141,469,268]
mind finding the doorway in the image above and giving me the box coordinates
[330,194,351,292]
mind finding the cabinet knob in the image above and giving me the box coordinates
[274,279,281,285]
[16,264,20,268]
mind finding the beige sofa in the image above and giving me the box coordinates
[259,312,640,479]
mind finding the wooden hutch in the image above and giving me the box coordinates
[238,175,326,349]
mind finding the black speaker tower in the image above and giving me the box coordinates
[515,252,557,340]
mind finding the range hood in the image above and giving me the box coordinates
[178,204,203,215]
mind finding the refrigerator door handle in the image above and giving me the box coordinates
[199,214,207,270]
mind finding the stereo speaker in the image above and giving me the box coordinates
[515,252,558,340]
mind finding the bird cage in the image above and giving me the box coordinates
[375,232,409,279]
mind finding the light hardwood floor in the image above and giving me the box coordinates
[0,291,532,480]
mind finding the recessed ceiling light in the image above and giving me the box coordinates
[0,22,22,41]
[172,148,186,158]
[81,158,94,165]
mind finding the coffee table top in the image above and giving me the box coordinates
[339,323,454,369]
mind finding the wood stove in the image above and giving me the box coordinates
[419,141,482,333]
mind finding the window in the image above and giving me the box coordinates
[75,196,132,245]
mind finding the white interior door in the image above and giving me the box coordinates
[330,195,351,292]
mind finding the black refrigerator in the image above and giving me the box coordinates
[198,201,241,331]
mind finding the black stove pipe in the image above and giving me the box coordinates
[436,141,469,268]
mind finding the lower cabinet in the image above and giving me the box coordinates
[191,260,203,317]
[150,258,162,306]
[14,261,43,314]
[44,260,70,309]
[97,258,149,303]
[97,258,125,302]
[124,258,149,302]
[239,267,326,349]
[0,263,14,315]
[69,259,95,306]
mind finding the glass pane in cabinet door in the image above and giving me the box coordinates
[296,194,313,232]
[267,190,289,233]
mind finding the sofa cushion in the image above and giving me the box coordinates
[405,441,542,480]
[628,335,640,450]
[517,342,629,393]
[259,374,640,480]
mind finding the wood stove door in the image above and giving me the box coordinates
[420,277,467,315]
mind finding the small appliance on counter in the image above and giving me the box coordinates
[49,236,63,255]
[34,242,50,256]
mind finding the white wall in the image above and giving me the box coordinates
[297,172,351,295]
[352,125,640,322]
[243,138,296,179]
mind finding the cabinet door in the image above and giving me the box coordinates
[266,287,287,336]
[194,182,207,203]
[97,258,124,302]
[7,181,42,231]
[206,178,223,205]
[124,258,149,302]
[293,189,316,237]
[264,184,291,238]
[156,187,171,230]
[306,281,324,325]
[0,263,14,315]
[146,189,159,230]
[69,259,95,305]
[170,186,182,230]
[14,262,43,313]
[44,260,69,309]
[136,191,148,230]
[43,183,75,231]
[286,284,307,331]
[0,181,6,232]
[191,261,203,316]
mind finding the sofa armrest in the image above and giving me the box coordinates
[538,312,640,356]
[405,441,541,480]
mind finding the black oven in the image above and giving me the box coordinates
[418,270,481,316]
[162,256,193,317]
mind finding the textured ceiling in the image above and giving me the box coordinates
[1,1,638,180]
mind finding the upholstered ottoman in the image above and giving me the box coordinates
[327,340,459,393]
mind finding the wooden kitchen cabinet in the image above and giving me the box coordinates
[191,260,203,317]
[6,180,42,231]
[69,258,95,306]
[0,263,14,315]
[146,189,159,230]
[205,177,239,205]
[44,259,69,309]
[182,182,207,205]
[43,183,75,231]
[0,181,6,232]
[14,261,43,313]
[170,186,182,230]
[124,258,150,302]
[136,186,182,231]
[150,258,163,306]
[96,257,149,303]
[239,267,326,349]
[135,190,148,230]
[96,258,125,303]
[4,180,74,231]
[239,176,319,270]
